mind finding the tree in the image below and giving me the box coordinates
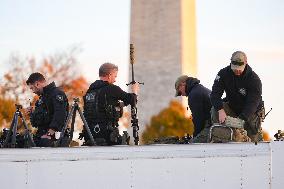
[0,46,88,106]
[262,130,271,141]
[63,76,89,102]
[0,47,88,135]
[142,100,194,144]
[0,97,16,128]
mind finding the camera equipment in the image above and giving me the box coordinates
[180,133,193,144]
[105,100,124,124]
[274,130,284,141]
[55,98,95,147]
[3,104,36,148]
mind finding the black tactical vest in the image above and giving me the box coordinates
[30,98,50,128]
[83,88,102,123]
[83,87,123,124]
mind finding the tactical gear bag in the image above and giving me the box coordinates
[105,101,124,122]
[209,124,233,142]
[224,116,245,129]
[209,123,251,143]
[149,136,180,144]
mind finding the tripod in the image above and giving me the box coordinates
[55,98,95,147]
[3,104,36,148]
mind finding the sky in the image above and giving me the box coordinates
[0,0,284,137]
[0,0,131,91]
[196,0,284,137]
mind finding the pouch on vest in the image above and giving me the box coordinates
[246,101,265,135]
[30,99,50,128]
[209,124,251,143]
[83,90,100,122]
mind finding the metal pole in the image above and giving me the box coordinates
[56,104,76,147]
[3,112,16,147]
[19,111,36,147]
[11,112,19,148]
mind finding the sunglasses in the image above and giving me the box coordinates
[231,61,244,66]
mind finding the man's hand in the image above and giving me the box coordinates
[48,129,55,135]
[41,129,55,139]
[218,109,227,124]
[131,83,139,95]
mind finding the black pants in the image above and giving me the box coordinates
[83,122,121,146]
[34,129,55,147]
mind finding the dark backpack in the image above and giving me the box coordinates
[83,86,123,124]
[83,89,102,122]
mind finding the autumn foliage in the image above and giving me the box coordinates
[0,97,16,127]
[142,100,194,144]
[0,47,88,128]
[262,130,271,141]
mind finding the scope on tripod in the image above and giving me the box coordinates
[274,130,284,141]
[15,104,23,110]
[73,97,80,103]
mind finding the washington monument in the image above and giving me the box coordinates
[130,0,197,134]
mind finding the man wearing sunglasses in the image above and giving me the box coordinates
[210,51,264,142]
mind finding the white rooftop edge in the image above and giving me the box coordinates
[0,142,283,189]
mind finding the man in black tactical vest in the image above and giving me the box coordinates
[82,63,139,146]
[26,72,69,147]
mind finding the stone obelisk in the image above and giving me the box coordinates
[130,0,197,133]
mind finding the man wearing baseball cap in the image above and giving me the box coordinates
[175,76,211,138]
[210,51,264,142]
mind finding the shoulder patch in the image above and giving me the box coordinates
[56,95,64,102]
[215,75,220,82]
[85,92,96,102]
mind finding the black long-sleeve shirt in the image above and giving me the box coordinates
[186,78,211,136]
[84,80,136,122]
[31,82,69,132]
[210,65,262,121]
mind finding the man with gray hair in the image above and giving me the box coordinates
[210,51,264,142]
[82,63,139,145]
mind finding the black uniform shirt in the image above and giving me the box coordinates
[37,82,68,131]
[85,80,136,122]
[186,77,211,136]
